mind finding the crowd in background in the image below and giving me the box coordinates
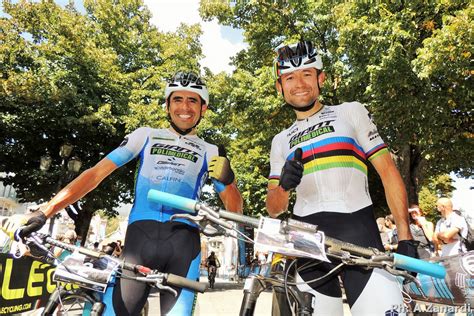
[378,197,470,258]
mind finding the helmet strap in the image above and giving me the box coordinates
[286,99,317,112]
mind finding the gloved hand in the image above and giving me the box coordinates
[208,156,235,186]
[279,148,304,191]
[396,239,420,278]
[1,211,47,241]
[396,239,420,259]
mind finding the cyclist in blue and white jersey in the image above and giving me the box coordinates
[2,71,243,315]
[266,40,418,315]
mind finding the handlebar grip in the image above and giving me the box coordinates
[393,253,446,279]
[166,274,207,293]
[147,190,197,213]
[219,210,260,228]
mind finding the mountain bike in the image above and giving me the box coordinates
[4,230,207,315]
[147,190,448,315]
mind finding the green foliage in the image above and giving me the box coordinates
[200,0,472,215]
[2,0,471,227]
[418,174,454,223]
[1,0,202,237]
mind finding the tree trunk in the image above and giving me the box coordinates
[392,144,423,206]
[74,206,94,246]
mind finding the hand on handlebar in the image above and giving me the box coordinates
[279,148,304,191]
[396,240,419,259]
[396,239,420,278]
[1,211,47,241]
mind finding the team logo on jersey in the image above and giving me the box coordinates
[184,139,203,151]
[385,310,399,316]
[318,107,336,119]
[368,129,380,141]
[119,137,128,147]
[286,124,299,138]
[289,120,335,148]
[150,144,200,162]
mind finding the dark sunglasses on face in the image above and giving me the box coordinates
[170,72,205,86]
[277,40,314,62]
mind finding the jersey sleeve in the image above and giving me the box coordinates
[350,102,389,161]
[268,133,285,187]
[106,127,150,167]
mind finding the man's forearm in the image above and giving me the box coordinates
[43,158,117,217]
[420,222,435,241]
[266,185,290,218]
[220,182,243,214]
[373,154,412,241]
[383,178,412,240]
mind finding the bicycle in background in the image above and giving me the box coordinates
[147,190,450,315]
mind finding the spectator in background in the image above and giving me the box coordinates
[55,229,77,261]
[113,240,123,258]
[93,241,100,251]
[250,254,260,274]
[384,215,398,252]
[376,217,391,249]
[92,243,116,270]
[434,197,467,256]
[409,205,435,259]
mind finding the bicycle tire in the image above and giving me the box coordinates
[43,291,99,316]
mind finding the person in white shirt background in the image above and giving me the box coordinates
[434,197,468,256]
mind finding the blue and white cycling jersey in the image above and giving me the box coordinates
[106,127,218,224]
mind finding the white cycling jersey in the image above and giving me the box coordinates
[107,127,218,224]
[269,102,389,216]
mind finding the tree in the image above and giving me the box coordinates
[200,0,472,215]
[1,0,203,242]
[418,174,455,223]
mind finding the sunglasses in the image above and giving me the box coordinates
[170,72,205,87]
[276,40,315,62]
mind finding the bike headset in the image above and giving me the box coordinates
[164,71,209,135]
[273,40,323,112]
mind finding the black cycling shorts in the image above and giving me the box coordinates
[293,205,383,307]
[107,220,201,315]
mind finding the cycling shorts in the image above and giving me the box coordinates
[293,206,404,315]
[102,220,201,316]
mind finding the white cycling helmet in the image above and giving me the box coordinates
[273,40,323,79]
[164,71,209,105]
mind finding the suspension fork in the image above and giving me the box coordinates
[273,258,314,316]
[239,275,266,316]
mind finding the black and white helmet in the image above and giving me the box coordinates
[273,40,323,79]
[165,71,209,105]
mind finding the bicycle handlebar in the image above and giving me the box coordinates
[147,189,446,280]
[1,227,207,294]
[42,234,206,293]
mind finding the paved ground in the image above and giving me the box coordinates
[148,277,273,315]
[147,277,351,315]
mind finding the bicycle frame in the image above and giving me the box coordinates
[147,190,450,315]
[240,258,315,316]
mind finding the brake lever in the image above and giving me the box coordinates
[136,276,178,297]
[11,241,29,259]
[170,213,204,225]
[155,284,178,297]
[170,213,219,235]
[385,266,426,298]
